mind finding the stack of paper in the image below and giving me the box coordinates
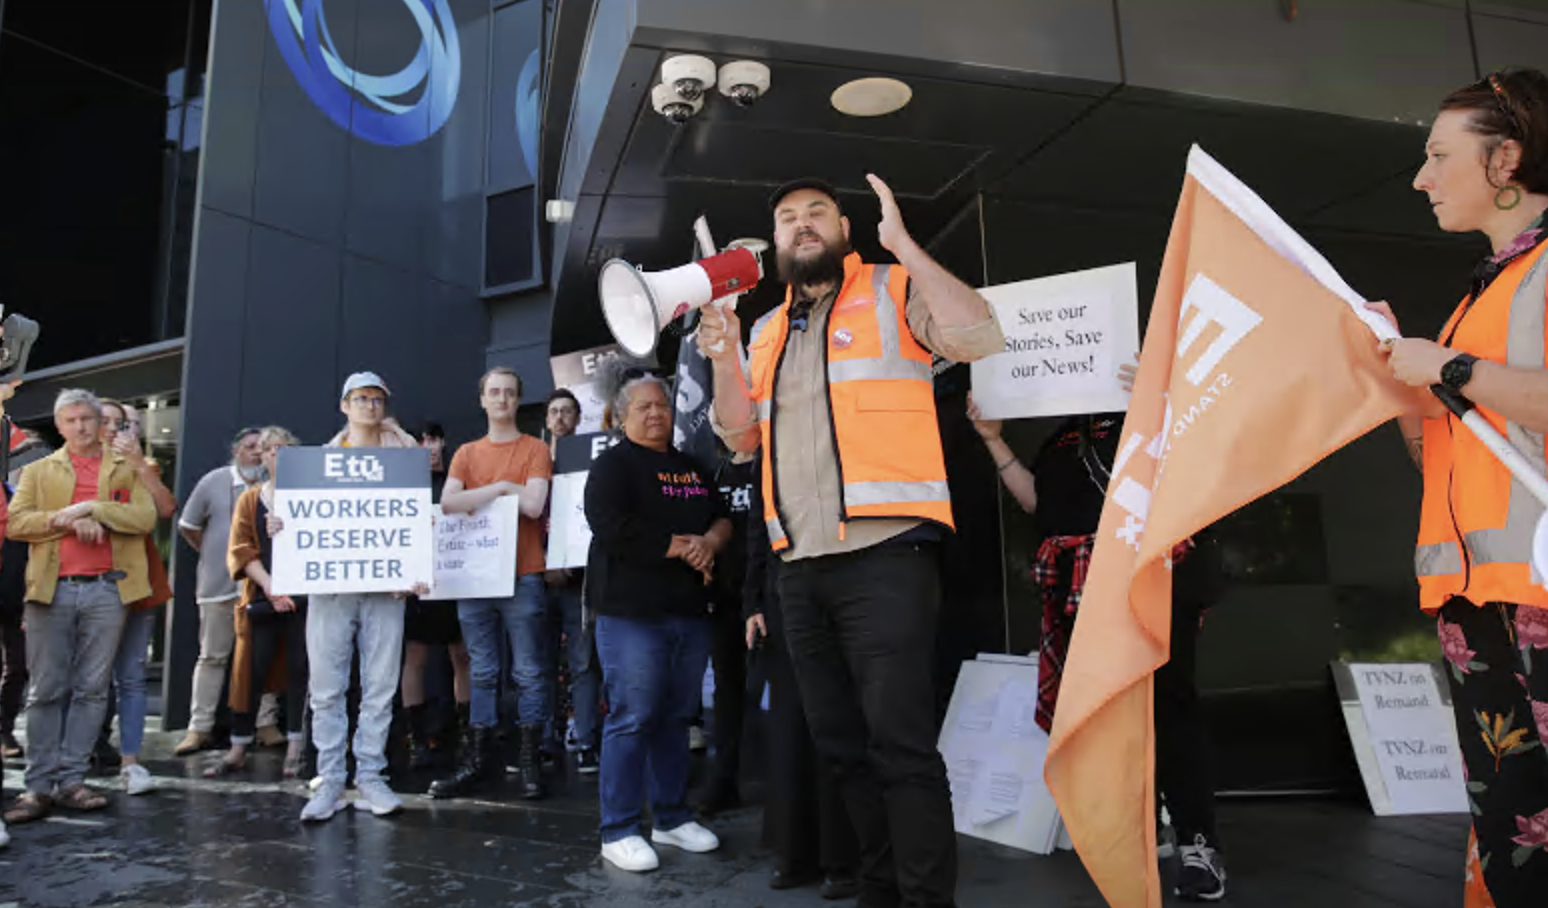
[938,654,1069,855]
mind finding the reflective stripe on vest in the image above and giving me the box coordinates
[1415,245,1548,596]
[844,479,951,506]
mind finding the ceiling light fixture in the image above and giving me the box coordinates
[831,77,912,117]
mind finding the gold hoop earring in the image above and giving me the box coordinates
[1495,185,1523,211]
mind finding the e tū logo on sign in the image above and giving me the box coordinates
[265,0,461,147]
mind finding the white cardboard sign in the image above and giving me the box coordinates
[1336,661,1469,816]
[271,447,433,596]
[937,656,1067,855]
[970,263,1140,420]
[424,497,519,601]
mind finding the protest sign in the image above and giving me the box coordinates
[271,447,433,596]
[424,497,519,601]
[545,431,620,570]
[550,344,656,435]
[938,656,1066,856]
[970,263,1139,420]
[1333,661,1468,816]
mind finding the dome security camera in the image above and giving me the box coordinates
[660,55,716,104]
[718,61,771,108]
[652,83,703,125]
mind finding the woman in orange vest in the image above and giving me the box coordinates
[1374,68,1548,908]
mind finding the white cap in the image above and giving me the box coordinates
[341,371,391,400]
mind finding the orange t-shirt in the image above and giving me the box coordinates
[59,453,115,578]
[448,435,554,577]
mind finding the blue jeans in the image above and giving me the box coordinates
[549,582,599,747]
[306,593,404,788]
[113,608,156,758]
[459,574,550,729]
[595,612,710,843]
[24,579,126,794]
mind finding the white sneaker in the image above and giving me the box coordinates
[651,821,719,854]
[687,726,707,752]
[353,779,403,817]
[308,775,324,792]
[0,817,10,849]
[300,783,348,822]
[121,763,154,796]
[601,835,659,872]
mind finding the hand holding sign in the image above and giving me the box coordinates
[970,263,1140,421]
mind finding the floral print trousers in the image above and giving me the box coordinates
[1438,598,1548,908]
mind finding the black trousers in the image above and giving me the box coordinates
[777,541,956,908]
[1154,596,1218,845]
[233,608,308,740]
[0,604,25,736]
[707,594,747,792]
[761,593,859,876]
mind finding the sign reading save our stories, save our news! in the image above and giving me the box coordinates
[970,262,1140,421]
[271,447,434,596]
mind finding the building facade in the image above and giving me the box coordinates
[6,0,1548,791]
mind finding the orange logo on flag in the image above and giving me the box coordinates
[1044,146,1411,908]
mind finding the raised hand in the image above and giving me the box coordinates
[867,174,914,256]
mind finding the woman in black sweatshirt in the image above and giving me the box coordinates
[584,371,731,873]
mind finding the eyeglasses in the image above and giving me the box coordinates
[1487,73,1524,138]
[349,396,387,408]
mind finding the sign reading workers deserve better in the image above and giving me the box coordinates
[271,447,434,596]
[970,263,1140,421]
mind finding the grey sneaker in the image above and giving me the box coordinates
[1176,834,1226,902]
[300,782,348,823]
[353,779,403,817]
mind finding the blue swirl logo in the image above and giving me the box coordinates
[266,0,461,147]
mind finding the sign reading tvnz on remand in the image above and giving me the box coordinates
[271,447,434,596]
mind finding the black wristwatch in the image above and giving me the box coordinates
[1440,353,1479,393]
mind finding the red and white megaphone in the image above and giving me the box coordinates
[598,246,762,359]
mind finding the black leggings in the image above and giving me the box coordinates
[233,606,308,742]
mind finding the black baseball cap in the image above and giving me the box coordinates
[769,178,842,214]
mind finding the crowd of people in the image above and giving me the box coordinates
[1,66,1547,908]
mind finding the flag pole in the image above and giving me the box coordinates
[1431,387,1548,507]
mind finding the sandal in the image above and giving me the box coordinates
[3,792,52,825]
[203,756,246,779]
[54,785,108,811]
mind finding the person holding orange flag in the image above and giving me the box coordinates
[1372,68,1548,908]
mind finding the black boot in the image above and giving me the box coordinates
[428,726,492,799]
[406,705,433,770]
[517,724,546,800]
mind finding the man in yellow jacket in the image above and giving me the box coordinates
[3,389,155,825]
[699,176,1003,908]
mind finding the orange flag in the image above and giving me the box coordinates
[1043,146,1412,908]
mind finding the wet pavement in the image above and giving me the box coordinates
[1,728,1471,907]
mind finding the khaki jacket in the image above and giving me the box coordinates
[7,446,157,605]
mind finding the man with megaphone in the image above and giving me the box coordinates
[698,175,1003,908]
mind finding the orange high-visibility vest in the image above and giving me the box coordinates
[747,253,953,552]
[1415,239,1548,611]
